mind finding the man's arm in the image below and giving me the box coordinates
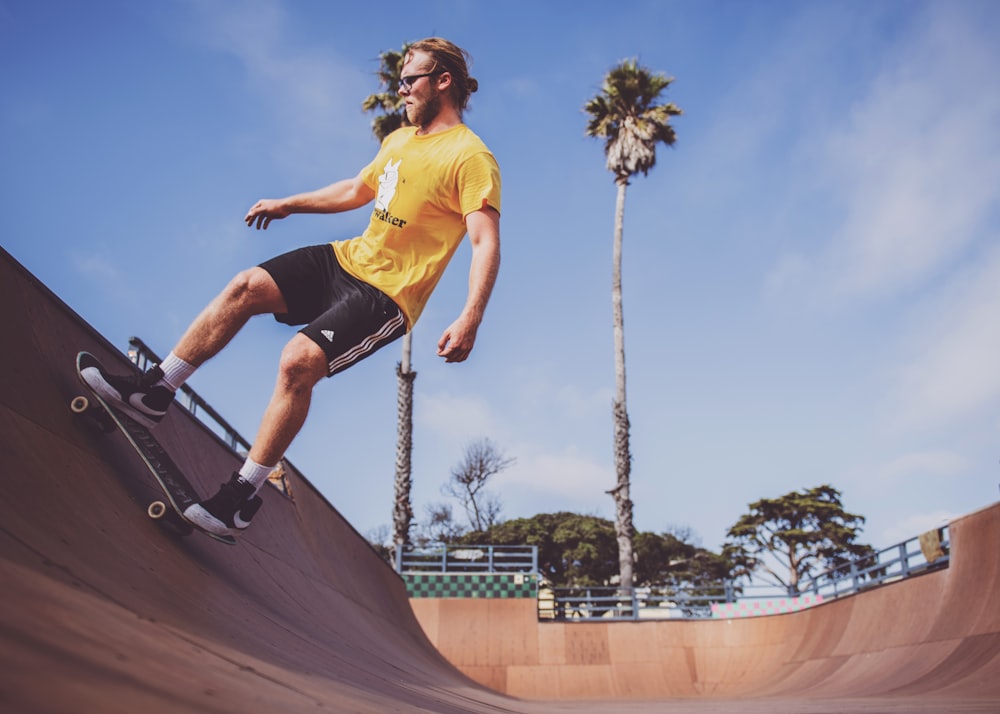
[437,206,501,363]
[245,174,376,230]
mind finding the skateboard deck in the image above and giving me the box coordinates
[72,351,236,546]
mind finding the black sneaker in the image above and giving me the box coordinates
[81,364,174,429]
[183,473,263,537]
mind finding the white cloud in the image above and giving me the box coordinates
[72,251,133,302]
[410,389,614,523]
[887,244,1000,432]
[767,7,1000,305]
[497,446,612,517]
[552,382,613,423]
[180,0,371,170]
[417,390,506,450]
[826,77,1000,300]
[501,447,610,493]
[414,373,615,520]
[879,510,956,546]
[73,252,120,283]
[873,450,968,484]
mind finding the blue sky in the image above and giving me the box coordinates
[3,0,999,553]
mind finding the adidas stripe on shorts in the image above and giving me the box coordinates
[259,244,406,377]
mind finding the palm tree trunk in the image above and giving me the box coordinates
[392,331,416,546]
[609,179,635,590]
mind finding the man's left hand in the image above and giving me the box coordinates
[437,317,478,363]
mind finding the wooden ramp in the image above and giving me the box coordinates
[413,502,1000,702]
[1,244,998,713]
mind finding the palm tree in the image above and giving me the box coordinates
[584,59,682,589]
[361,45,411,140]
[362,44,417,548]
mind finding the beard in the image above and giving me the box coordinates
[405,92,442,129]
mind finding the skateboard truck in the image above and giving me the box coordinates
[69,395,113,432]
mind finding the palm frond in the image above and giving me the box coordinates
[584,58,682,182]
[362,43,413,142]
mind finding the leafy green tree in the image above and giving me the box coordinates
[634,531,733,587]
[462,512,727,588]
[584,59,682,589]
[724,485,874,594]
[362,43,416,547]
[462,513,617,586]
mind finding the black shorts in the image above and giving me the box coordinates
[259,244,406,377]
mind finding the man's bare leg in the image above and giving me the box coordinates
[173,267,288,367]
[79,266,289,430]
[247,333,328,468]
[184,272,327,476]
[182,305,328,536]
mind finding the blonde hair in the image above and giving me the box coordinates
[407,38,479,114]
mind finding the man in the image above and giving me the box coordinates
[83,38,501,537]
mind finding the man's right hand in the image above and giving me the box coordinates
[245,199,289,230]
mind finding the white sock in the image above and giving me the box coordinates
[156,352,196,391]
[238,457,276,493]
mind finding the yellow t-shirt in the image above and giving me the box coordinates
[331,124,501,328]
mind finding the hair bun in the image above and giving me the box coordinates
[468,77,479,93]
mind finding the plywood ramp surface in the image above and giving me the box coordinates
[2,246,998,713]
[416,505,1000,706]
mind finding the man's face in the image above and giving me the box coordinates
[399,51,443,129]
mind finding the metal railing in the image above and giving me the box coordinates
[798,527,950,598]
[541,581,735,621]
[544,528,950,621]
[396,544,538,574]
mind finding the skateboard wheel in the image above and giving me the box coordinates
[148,501,194,536]
[71,395,114,432]
[70,395,90,413]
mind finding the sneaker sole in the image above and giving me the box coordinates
[80,367,164,430]
[183,503,251,538]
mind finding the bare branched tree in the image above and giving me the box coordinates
[444,438,514,532]
[416,502,466,546]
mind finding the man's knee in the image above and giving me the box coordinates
[223,268,286,314]
[277,335,328,389]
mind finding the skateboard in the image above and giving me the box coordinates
[72,351,236,545]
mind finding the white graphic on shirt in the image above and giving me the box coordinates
[375,158,401,212]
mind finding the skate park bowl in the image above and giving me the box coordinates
[1,243,999,713]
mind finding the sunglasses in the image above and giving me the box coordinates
[399,70,444,91]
